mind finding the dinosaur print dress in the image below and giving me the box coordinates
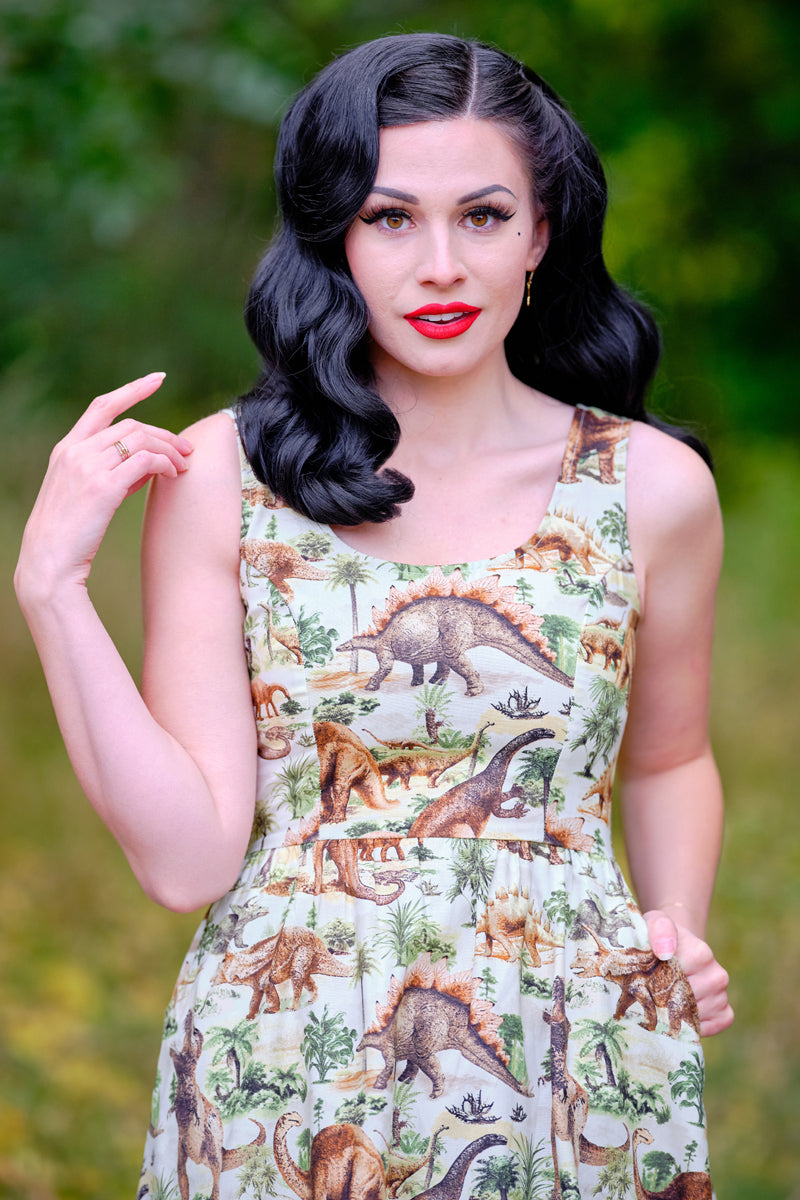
[140,405,714,1200]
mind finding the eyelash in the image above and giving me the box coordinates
[358,204,516,229]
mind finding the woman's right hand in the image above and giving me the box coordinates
[15,373,193,605]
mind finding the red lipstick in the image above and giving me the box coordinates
[403,302,480,340]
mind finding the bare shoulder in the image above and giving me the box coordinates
[627,421,722,603]
[144,409,242,565]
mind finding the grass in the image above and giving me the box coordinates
[0,429,798,1198]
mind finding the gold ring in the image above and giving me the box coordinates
[113,440,131,462]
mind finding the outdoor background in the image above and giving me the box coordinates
[1,1,798,1197]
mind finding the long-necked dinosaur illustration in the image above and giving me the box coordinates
[542,976,629,1197]
[274,1111,446,1199]
[409,725,555,838]
[413,1132,508,1200]
[169,1010,265,1200]
[315,720,396,820]
[372,721,490,790]
[337,568,571,696]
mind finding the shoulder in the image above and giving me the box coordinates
[144,409,242,567]
[626,420,722,605]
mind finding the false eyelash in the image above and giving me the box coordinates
[465,204,516,222]
[359,205,409,225]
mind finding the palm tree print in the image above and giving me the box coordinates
[205,1019,256,1091]
[515,745,561,807]
[326,553,377,671]
[574,1015,628,1087]
[235,1148,281,1199]
[669,1050,706,1125]
[445,840,494,923]
[569,677,626,777]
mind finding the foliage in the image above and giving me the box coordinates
[514,745,561,805]
[374,897,455,966]
[569,677,627,777]
[445,839,494,922]
[539,613,581,676]
[597,502,631,555]
[313,690,380,726]
[642,1149,681,1191]
[295,605,338,667]
[300,1005,357,1083]
[235,1147,281,1199]
[292,531,333,560]
[591,1148,632,1199]
[333,1090,387,1125]
[669,1050,706,1126]
[317,917,356,953]
[509,1135,552,1200]
[473,1153,519,1200]
[271,756,319,819]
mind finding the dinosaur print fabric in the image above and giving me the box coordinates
[140,405,714,1200]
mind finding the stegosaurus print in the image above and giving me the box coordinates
[337,568,572,695]
[358,954,531,1098]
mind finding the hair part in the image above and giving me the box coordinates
[237,32,709,526]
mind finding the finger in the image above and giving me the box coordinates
[104,429,192,474]
[700,1003,734,1038]
[66,373,167,443]
[643,909,678,959]
[109,450,185,498]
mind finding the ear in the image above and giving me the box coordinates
[525,213,550,272]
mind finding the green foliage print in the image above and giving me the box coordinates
[333,1090,388,1125]
[597,502,631,556]
[313,690,380,726]
[669,1051,706,1126]
[301,1005,357,1083]
[540,613,582,676]
[295,604,338,666]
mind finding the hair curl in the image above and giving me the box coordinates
[237,32,709,525]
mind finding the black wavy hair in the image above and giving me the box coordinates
[237,32,709,525]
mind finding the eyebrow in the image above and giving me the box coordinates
[370,184,517,205]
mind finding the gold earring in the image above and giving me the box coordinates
[526,270,534,308]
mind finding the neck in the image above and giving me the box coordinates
[373,351,532,463]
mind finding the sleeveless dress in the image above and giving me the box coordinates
[139,405,713,1200]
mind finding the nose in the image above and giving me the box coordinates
[415,224,466,288]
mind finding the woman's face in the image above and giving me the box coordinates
[345,117,548,384]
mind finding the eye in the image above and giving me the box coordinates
[462,205,515,230]
[359,206,412,230]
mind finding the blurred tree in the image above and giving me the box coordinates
[1,0,796,439]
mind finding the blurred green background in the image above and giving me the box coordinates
[1,1,798,1197]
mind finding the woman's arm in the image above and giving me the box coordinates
[623,422,734,1036]
[14,378,257,911]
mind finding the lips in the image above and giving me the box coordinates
[403,302,481,340]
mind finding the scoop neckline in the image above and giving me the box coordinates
[320,404,584,573]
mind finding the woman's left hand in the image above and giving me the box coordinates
[644,909,734,1037]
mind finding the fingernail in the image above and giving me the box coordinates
[653,938,676,959]
[178,437,194,452]
[146,371,166,382]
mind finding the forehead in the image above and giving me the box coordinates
[373,118,530,193]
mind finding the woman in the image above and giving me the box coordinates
[16,33,732,1200]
